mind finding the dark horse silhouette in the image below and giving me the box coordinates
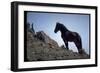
[54,22,83,54]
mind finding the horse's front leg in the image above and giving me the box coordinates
[62,36,69,50]
[65,41,69,50]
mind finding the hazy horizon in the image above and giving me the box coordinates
[26,11,90,54]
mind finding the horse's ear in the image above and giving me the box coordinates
[56,22,60,25]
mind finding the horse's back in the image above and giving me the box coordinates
[63,31,81,42]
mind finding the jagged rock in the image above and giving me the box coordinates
[36,31,59,48]
[27,23,35,36]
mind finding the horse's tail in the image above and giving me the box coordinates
[77,34,83,54]
[76,33,82,49]
[79,37,82,49]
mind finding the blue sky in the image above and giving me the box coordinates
[26,11,90,54]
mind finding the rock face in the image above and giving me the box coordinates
[36,31,59,48]
[25,23,90,61]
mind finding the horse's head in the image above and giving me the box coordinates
[54,22,61,33]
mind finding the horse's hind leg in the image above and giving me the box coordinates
[74,40,82,54]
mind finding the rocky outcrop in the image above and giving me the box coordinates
[36,31,59,48]
[25,23,90,61]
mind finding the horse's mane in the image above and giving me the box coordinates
[58,23,69,32]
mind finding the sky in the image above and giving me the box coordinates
[26,11,90,54]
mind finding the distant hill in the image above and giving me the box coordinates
[25,23,90,61]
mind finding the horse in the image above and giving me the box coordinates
[54,22,83,54]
